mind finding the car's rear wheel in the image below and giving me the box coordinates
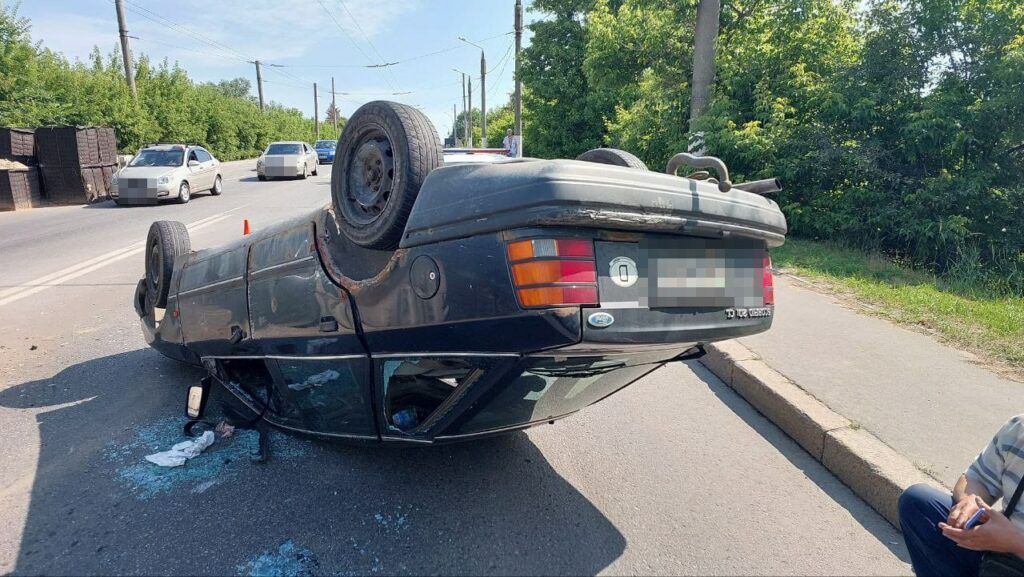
[333,100,443,249]
[312,164,318,176]
[300,164,308,180]
[176,181,191,204]
[258,174,267,181]
[145,221,191,309]
[576,148,648,170]
[210,175,223,195]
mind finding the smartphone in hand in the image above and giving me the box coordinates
[965,508,986,529]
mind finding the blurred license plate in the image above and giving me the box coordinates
[639,238,762,308]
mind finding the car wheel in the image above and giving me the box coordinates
[145,221,191,309]
[300,164,308,180]
[176,181,191,204]
[575,148,648,170]
[312,164,318,176]
[210,175,223,195]
[333,100,443,249]
[258,174,267,181]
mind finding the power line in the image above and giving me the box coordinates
[334,0,403,91]
[314,0,399,92]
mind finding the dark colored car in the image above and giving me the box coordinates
[314,139,336,164]
[135,101,787,446]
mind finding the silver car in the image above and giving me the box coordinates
[256,141,319,180]
[110,144,222,205]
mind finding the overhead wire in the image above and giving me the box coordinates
[314,0,399,92]
[334,0,404,91]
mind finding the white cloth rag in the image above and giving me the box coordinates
[144,431,215,467]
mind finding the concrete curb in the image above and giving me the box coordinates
[700,340,944,527]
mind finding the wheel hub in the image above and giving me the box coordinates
[347,137,395,224]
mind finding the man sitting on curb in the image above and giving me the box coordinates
[899,416,1024,576]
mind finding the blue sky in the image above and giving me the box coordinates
[19,0,539,140]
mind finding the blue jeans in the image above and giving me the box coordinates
[899,483,984,576]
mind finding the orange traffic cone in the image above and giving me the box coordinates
[243,219,251,235]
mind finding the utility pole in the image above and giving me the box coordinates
[461,73,467,145]
[467,76,473,147]
[459,37,488,147]
[114,0,137,98]
[313,82,320,141]
[480,51,487,147]
[452,103,457,144]
[254,60,265,112]
[331,77,338,131]
[689,0,720,134]
[514,0,524,157]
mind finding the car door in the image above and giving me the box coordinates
[186,149,210,190]
[195,148,218,188]
[305,144,316,170]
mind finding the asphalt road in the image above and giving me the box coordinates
[0,165,910,576]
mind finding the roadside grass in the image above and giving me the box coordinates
[771,239,1024,376]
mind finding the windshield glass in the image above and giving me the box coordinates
[129,149,184,167]
[266,143,302,155]
[314,140,336,149]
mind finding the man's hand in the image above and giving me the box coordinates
[940,497,1024,555]
[948,494,984,528]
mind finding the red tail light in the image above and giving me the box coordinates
[763,254,775,306]
[506,238,598,308]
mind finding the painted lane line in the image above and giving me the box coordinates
[0,210,244,308]
[0,210,236,299]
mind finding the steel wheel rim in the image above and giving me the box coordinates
[214,176,221,192]
[345,133,394,225]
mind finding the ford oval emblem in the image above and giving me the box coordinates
[588,312,615,328]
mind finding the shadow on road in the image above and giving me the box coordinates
[695,362,911,563]
[0,350,625,576]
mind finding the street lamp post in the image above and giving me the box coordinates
[458,37,487,147]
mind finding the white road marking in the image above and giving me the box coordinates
[0,208,247,308]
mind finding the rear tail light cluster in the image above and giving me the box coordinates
[506,238,598,308]
[763,254,775,306]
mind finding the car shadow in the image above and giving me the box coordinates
[693,361,911,563]
[0,350,625,576]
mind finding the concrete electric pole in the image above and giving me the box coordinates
[514,0,523,157]
[114,0,137,98]
[331,77,338,131]
[313,82,320,141]
[254,60,265,112]
[455,69,469,146]
[467,76,472,147]
[459,37,488,147]
[689,0,720,130]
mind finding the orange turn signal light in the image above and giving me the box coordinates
[506,238,594,262]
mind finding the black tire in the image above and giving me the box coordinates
[575,148,648,170]
[210,175,223,195]
[145,221,191,309]
[176,181,191,204]
[332,100,443,249]
[258,174,267,181]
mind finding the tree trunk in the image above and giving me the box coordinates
[689,0,721,128]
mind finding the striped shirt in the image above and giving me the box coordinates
[966,415,1024,528]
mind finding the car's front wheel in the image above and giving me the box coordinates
[145,221,191,309]
[176,181,191,204]
[210,175,223,195]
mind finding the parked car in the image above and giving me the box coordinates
[256,141,319,180]
[314,139,337,164]
[134,101,786,447]
[110,144,222,205]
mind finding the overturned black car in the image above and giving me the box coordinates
[135,101,787,446]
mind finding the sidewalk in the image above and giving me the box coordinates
[736,274,1023,488]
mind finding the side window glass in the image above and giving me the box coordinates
[196,148,212,162]
[275,359,375,436]
[188,150,199,162]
